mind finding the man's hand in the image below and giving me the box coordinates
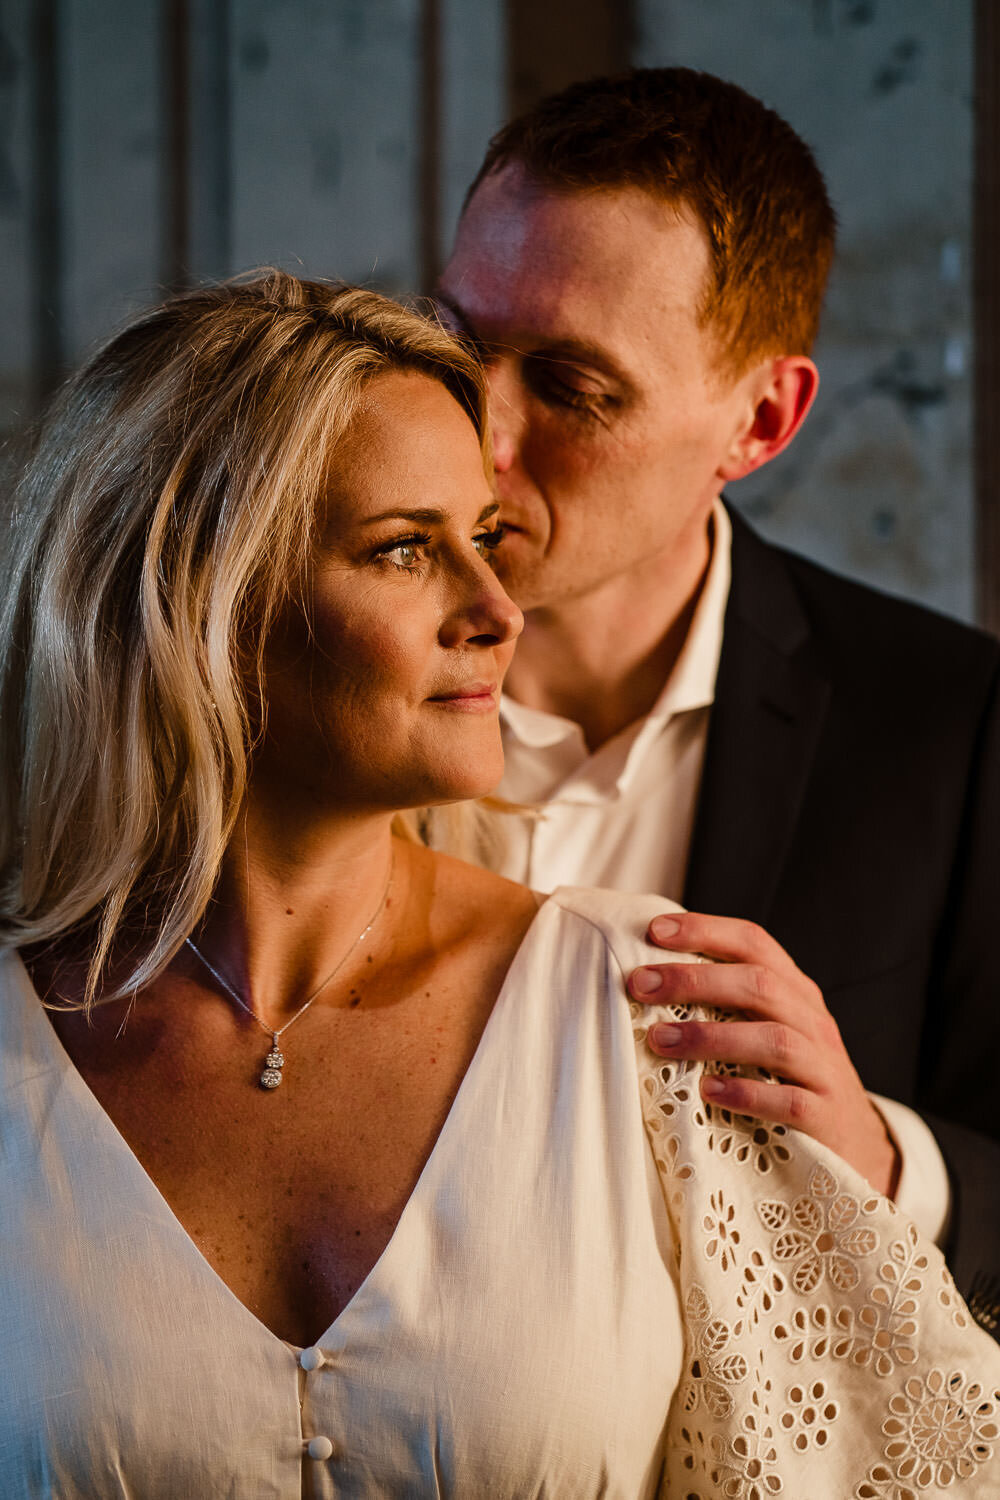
[628,912,901,1198]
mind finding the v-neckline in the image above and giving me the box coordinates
[9,898,551,1354]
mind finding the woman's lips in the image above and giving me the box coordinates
[427,683,498,712]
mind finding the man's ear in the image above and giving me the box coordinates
[716,356,819,483]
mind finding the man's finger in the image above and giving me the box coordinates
[699,1070,820,1133]
[648,1017,823,1089]
[628,959,800,1025]
[645,911,819,995]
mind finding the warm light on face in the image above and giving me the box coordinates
[253,371,523,821]
[438,167,760,614]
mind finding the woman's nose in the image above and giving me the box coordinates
[441,559,523,648]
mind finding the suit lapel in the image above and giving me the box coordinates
[683,510,831,926]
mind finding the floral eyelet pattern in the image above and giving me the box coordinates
[682,1286,750,1419]
[707,1413,784,1498]
[629,985,1000,1498]
[704,1190,742,1275]
[758,1163,880,1294]
[778,1379,839,1452]
[877,1368,999,1489]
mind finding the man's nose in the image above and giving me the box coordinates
[486,360,521,475]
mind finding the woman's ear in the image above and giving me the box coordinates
[716,356,819,483]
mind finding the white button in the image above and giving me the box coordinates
[299,1346,325,1371]
[307,1436,334,1461]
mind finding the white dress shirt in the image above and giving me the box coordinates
[494,501,951,1245]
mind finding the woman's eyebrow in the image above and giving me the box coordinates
[362,502,500,527]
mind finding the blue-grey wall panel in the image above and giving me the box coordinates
[230,0,421,293]
[61,0,163,362]
[439,0,504,256]
[638,0,973,621]
[0,0,33,442]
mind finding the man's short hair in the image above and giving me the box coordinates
[468,68,836,376]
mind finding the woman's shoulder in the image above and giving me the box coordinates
[413,843,542,919]
[406,847,702,1001]
[543,885,697,977]
[415,854,695,969]
[401,842,541,981]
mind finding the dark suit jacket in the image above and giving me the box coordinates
[684,508,1000,1308]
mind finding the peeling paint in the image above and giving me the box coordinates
[871,36,921,97]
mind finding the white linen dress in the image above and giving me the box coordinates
[1,887,998,1497]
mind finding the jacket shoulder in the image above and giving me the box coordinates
[728,508,1000,703]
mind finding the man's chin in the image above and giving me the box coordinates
[494,553,551,613]
[495,564,571,615]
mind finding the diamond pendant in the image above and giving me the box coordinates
[259,1035,285,1090]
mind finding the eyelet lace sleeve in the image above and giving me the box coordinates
[631,1001,1000,1498]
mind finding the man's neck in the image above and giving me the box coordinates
[503,523,714,752]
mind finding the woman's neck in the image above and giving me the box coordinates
[193,803,400,1032]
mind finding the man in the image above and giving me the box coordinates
[436,67,1000,1306]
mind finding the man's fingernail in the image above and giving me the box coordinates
[631,967,664,995]
[650,1024,682,1049]
[702,1077,726,1097]
[651,917,681,941]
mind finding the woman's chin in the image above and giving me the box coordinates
[415,758,505,809]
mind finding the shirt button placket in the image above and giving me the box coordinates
[299,1347,336,1476]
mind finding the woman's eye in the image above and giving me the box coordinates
[378,536,428,571]
[473,526,505,560]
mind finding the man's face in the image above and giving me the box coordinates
[437,165,761,613]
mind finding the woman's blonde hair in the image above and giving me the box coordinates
[0,269,490,1007]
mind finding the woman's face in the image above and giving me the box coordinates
[255,370,523,819]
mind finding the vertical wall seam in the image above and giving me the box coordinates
[419,0,442,293]
[31,0,62,404]
[212,0,231,279]
[506,0,635,119]
[974,0,1000,634]
[188,0,231,283]
[163,0,189,291]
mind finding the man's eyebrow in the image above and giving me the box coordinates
[532,341,634,389]
[434,291,633,389]
[361,502,500,527]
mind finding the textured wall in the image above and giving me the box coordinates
[0,0,505,443]
[227,0,505,288]
[637,0,974,620]
[231,0,422,291]
[0,1,32,445]
[0,1,975,620]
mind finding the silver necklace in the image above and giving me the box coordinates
[185,855,393,1091]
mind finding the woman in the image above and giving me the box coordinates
[1,272,996,1498]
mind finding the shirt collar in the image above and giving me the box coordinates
[500,497,732,749]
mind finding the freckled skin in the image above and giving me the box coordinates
[50,848,539,1346]
[40,373,541,1347]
